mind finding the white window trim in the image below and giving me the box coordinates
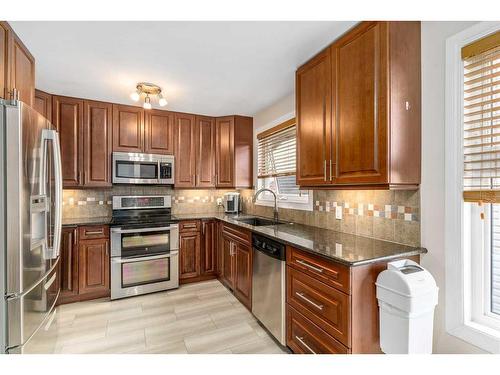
[445,21,500,353]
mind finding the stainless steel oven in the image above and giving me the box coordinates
[110,195,179,300]
[112,152,174,185]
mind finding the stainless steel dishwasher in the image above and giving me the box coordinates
[251,233,286,345]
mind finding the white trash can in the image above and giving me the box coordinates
[375,259,438,354]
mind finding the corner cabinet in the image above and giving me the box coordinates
[215,116,253,188]
[296,21,421,189]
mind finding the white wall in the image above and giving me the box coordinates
[420,21,485,353]
[252,92,295,185]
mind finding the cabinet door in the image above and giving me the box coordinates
[179,231,201,280]
[52,96,84,187]
[332,22,388,184]
[234,242,252,309]
[59,227,79,304]
[78,239,110,296]
[83,100,112,187]
[9,31,35,107]
[112,104,144,153]
[174,113,196,188]
[215,116,234,187]
[145,109,174,155]
[196,116,216,187]
[296,48,333,185]
[34,89,52,122]
[0,23,9,100]
[221,234,234,289]
[201,220,217,276]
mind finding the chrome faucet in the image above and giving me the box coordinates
[253,188,279,222]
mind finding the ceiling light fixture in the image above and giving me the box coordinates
[130,82,167,109]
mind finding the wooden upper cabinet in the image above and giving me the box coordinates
[215,116,234,187]
[83,100,112,187]
[215,115,253,188]
[0,22,35,106]
[112,104,144,153]
[332,22,388,185]
[296,48,333,185]
[174,113,196,188]
[145,109,174,155]
[196,116,216,187]
[296,21,421,189]
[10,32,35,107]
[52,96,84,187]
[34,89,52,122]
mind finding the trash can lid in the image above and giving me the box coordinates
[376,259,438,298]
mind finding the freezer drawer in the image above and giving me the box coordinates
[7,260,59,350]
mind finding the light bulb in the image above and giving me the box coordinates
[143,95,152,110]
[130,90,140,102]
[158,94,167,107]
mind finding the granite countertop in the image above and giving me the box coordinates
[62,216,112,226]
[63,212,426,266]
[172,213,427,266]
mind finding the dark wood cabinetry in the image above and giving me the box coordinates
[58,227,79,304]
[215,116,253,188]
[296,21,421,189]
[179,228,201,281]
[201,220,217,276]
[0,22,35,106]
[83,100,112,187]
[296,48,333,185]
[34,89,52,122]
[112,104,144,153]
[196,116,216,187]
[145,109,174,155]
[174,113,197,188]
[58,224,110,305]
[219,223,252,309]
[52,95,84,187]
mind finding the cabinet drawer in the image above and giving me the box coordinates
[287,266,350,346]
[287,306,350,354]
[287,246,350,293]
[78,225,109,240]
[179,220,201,232]
[222,223,251,245]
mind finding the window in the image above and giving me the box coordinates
[445,24,500,353]
[256,118,312,210]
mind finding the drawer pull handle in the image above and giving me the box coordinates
[295,336,316,354]
[295,292,324,310]
[84,230,104,235]
[296,259,324,273]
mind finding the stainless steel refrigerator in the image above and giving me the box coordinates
[0,98,62,354]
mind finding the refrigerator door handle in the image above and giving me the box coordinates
[41,129,63,259]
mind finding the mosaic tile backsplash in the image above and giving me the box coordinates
[63,187,420,247]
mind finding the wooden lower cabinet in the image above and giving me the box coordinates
[201,220,217,276]
[218,223,252,310]
[57,224,110,305]
[58,227,79,304]
[179,230,201,281]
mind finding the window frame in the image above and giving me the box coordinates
[255,115,313,211]
[445,21,500,353]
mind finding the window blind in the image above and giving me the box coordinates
[463,31,500,203]
[257,122,296,178]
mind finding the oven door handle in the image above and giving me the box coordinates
[111,225,178,234]
[112,251,178,264]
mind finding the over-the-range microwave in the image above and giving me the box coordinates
[112,152,174,185]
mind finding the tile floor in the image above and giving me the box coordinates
[34,280,289,354]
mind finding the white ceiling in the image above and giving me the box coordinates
[10,21,356,116]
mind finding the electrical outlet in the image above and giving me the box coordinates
[335,205,343,220]
[216,198,223,206]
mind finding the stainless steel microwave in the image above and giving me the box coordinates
[112,152,174,185]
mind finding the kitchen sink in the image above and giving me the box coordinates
[234,217,284,226]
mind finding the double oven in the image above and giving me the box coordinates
[110,196,179,300]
